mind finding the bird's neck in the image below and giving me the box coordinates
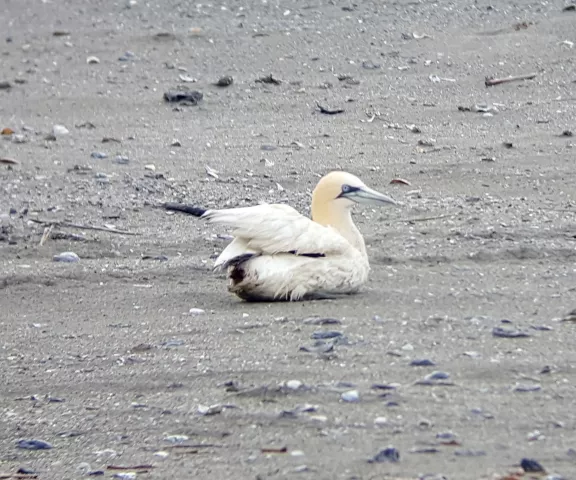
[312,205,367,256]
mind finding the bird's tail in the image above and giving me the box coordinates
[163,203,207,217]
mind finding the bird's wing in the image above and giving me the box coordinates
[202,204,352,259]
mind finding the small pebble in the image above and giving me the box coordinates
[299,342,334,354]
[52,124,69,136]
[513,383,541,392]
[410,358,435,367]
[114,155,130,165]
[154,451,169,458]
[454,449,486,457]
[112,474,136,480]
[214,75,233,87]
[303,317,341,325]
[341,390,360,402]
[17,439,53,450]
[426,371,450,380]
[286,380,303,390]
[493,326,531,338]
[86,56,100,64]
[436,431,458,443]
[197,404,222,416]
[53,252,80,263]
[144,164,156,171]
[374,417,388,426]
[368,447,399,463]
[164,434,189,443]
[91,152,108,159]
[521,458,545,473]
[17,468,36,474]
[189,308,205,315]
[311,330,342,340]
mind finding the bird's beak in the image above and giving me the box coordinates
[347,185,399,206]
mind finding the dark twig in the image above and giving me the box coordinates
[316,102,344,115]
[485,73,537,87]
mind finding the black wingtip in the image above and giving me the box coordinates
[163,202,207,217]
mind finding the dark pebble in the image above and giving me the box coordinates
[411,447,439,454]
[255,74,281,85]
[299,342,334,354]
[215,75,233,87]
[514,383,541,392]
[426,371,450,380]
[163,89,203,105]
[303,317,341,325]
[17,439,53,450]
[0,81,12,89]
[492,326,531,338]
[88,470,105,476]
[530,325,553,331]
[17,467,36,474]
[410,358,436,367]
[368,447,400,463]
[520,458,545,473]
[454,449,486,457]
[371,383,397,391]
[311,330,342,340]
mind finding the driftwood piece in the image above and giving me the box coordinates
[485,73,536,87]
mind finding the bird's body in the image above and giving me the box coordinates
[164,171,398,302]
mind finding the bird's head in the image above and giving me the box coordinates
[312,171,399,211]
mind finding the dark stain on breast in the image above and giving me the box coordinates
[230,265,245,284]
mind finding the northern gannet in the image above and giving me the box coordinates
[164,171,398,302]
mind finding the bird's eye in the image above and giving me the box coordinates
[342,184,351,193]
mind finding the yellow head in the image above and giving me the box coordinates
[311,171,397,223]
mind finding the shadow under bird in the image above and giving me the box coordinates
[163,171,399,302]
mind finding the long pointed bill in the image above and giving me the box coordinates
[351,186,399,206]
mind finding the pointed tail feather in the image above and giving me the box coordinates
[163,203,207,217]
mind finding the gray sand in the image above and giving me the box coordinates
[1,1,575,479]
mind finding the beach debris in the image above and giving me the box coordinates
[368,447,400,463]
[255,74,281,85]
[303,317,341,325]
[492,326,531,338]
[215,75,233,87]
[0,157,19,165]
[520,458,545,473]
[261,446,287,454]
[16,439,53,450]
[316,102,344,115]
[53,252,80,263]
[163,89,203,105]
[390,178,412,186]
[410,358,435,367]
[561,308,576,322]
[485,73,536,87]
[341,390,360,402]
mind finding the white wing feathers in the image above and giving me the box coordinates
[202,204,352,266]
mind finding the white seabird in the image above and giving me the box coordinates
[164,171,398,302]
